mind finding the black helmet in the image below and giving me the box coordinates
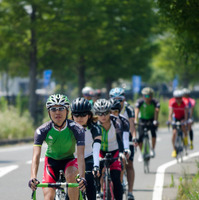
[110,99,121,112]
[71,97,91,113]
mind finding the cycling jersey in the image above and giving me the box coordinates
[183,97,196,108]
[135,98,160,120]
[84,122,101,158]
[98,115,123,153]
[169,100,187,120]
[34,120,85,160]
[120,101,135,119]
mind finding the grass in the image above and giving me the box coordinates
[176,162,199,200]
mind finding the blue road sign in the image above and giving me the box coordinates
[132,75,141,94]
[43,70,52,87]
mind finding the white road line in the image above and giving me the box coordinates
[26,158,44,164]
[0,165,19,178]
[152,152,199,200]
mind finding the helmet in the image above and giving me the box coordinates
[182,88,191,96]
[173,90,183,98]
[110,98,121,112]
[94,99,111,113]
[46,94,70,109]
[82,86,94,97]
[71,97,91,113]
[109,87,125,98]
[141,87,154,96]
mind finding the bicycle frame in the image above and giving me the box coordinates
[139,122,152,173]
[173,121,185,162]
[32,182,83,200]
[101,153,118,200]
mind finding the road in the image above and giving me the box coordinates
[0,124,199,200]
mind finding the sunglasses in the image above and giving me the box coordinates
[96,111,110,116]
[144,95,151,98]
[49,106,66,112]
[72,113,88,117]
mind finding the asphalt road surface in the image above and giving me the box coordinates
[1,124,199,200]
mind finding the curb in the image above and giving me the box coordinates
[0,138,34,146]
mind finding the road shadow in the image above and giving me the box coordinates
[134,189,153,193]
[0,160,14,164]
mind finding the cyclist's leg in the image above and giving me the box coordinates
[110,151,123,200]
[85,157,96,200]
[126,143,135,196]
[64,158,79,200]
[171,125,177,157]
[150,122,157,157]
[42,157,57,199]
[181,119,188,146]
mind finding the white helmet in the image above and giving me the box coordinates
[94,99,111,113]
[82,86,94,97]
[182,88,191,96]
[173,90,183,98]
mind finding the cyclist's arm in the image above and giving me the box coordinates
[129,117,136,139]
[134,108,139,124]
[184,107,188,121]
[168,107,173,122]
[93,136,101,167]
[77,145,85,178]
[31,145,41,179]
[154,107,160,121]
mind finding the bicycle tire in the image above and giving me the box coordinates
[175,131,184,163]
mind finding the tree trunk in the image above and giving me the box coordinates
[106,78,112,99]
[29,5,37,124]
[78,55,86,96]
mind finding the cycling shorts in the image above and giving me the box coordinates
[42,156,78,183]
[172,117,185,130]
[99,150,121,171]
[138,119,157,143]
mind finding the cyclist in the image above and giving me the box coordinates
[28,94,86,200]
[135,87,160,160]
[168,90,188,158]
[82,86,95,106]
[182,88,196,149]
[71,97,102,200]
[94,99,126,200]
[109,87,137,200]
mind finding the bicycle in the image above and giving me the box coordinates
[138,122,152,173]
[171,121,187,163]
[100,153,119,200]
[31,170,84,200]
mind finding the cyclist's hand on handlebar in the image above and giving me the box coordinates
[76,177,87,192]
[28,178,40,191]
[132,138,138,147]
[153,120,158,126]
[124,149,131,160]
[92,166,100,177]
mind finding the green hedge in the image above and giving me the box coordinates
[0,97,34,140]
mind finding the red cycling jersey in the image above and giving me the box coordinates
[183,97,196,108]
[169,99,188,120]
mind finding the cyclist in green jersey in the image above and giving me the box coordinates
[135,87,160,160]
[28,94,86,200]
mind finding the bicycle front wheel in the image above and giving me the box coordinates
[142,137,150,173]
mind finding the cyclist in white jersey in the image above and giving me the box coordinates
[71,97,102,200]
[94,99,129,200]
[109,88,137,200]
